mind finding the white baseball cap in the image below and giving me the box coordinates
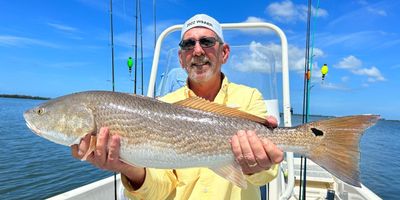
[181,14,224,42]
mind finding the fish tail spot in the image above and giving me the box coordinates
[311,128,324,136]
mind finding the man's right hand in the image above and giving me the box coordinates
[71,127,146,189]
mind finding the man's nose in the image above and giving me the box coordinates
[192,41,205,56]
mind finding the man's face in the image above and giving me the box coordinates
[178,27,229,84]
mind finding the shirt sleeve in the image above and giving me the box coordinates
[245,89,268,119]
[121,168,178,199]
[245,164,279,186]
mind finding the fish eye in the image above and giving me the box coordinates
[36,108,45,115]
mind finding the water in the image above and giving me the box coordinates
[0,98,112,199]
[1,98,398,199]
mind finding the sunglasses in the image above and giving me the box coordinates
[179,37,222,50]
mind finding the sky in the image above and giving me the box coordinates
[1,0,399,120]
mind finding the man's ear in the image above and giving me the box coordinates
[178,50,184,66]
[222,44,230,64]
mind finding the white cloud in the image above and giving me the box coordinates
[229,42,278,73]
[239,17,275,35]
[48,61,91,69]
[334,55,362,69]
[392,64,400,69]
[228,41,323,74]
[317,31,385,49]
[0,35,59,48]
[47,23,78,32]
[320,82,349,90]
[357,0,387,16]
[352,66,386,82]
[244,16,266,23]
[266,0,328,23]
[366,7,387,16]
[334,55,386,83]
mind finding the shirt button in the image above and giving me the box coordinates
[203,188,208,193]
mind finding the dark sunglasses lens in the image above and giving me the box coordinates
[180,39,196,50]
[180,37,218,50]
[199,38,216,48]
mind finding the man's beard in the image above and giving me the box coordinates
[185,55,215,83]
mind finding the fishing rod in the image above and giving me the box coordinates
[153,0,157,49]
[153,0,157,97]
[110,0,115,92]
[134,0,138,94]
[139,0,144,95]
[300,0,312,198]
[300,0,321,199]
[109,0,117,199]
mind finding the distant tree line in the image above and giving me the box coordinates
[0,94,50,100]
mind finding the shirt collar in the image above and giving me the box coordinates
[183,73,230,104]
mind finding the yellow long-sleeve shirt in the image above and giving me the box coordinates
[122,76,278,200]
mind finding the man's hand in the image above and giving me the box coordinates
[265,115,278,128]
[230,130,283,175]
[71,127,146,189]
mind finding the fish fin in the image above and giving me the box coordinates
[210,162,247,189]
[174,97,266,125]
[81,135,97,161]
[303,115,379,187]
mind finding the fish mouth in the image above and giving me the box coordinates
[25,119,79,146]
[25,121,43,136]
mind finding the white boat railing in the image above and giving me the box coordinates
[146,22,294,200]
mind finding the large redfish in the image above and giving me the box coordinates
[23,91,379,188]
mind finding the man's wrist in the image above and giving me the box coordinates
[122,167,146,190]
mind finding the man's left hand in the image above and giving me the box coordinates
[230,130,283,175]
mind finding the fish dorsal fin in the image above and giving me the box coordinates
[174,97,266,124]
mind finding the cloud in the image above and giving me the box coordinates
[328,1,394,28]
[239,17,275,35]
[228,41,323,74]
[229,42,278,73]
[357,0,387,16]
[244,16,266,23]
[341,76,349,82]
[266,0,328,23]
[366,7,387,16]
[47,61,92,69]
[47,23,78,32]
[320,82,349,90]
[392,64,400,69]
[316,31,386,49]
[334,55,386,83]
[334,55,362,69]
[352,66,386,82]
[0,35,59,48]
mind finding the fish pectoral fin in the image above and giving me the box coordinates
[81,135,97,161]
[210,162,247,189]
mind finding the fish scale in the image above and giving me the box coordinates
[24,90,379,188]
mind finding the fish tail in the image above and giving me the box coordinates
[303,115,379,187]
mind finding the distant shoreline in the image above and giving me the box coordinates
[0,94,50,100]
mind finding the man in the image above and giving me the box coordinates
[72,14,283,199]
